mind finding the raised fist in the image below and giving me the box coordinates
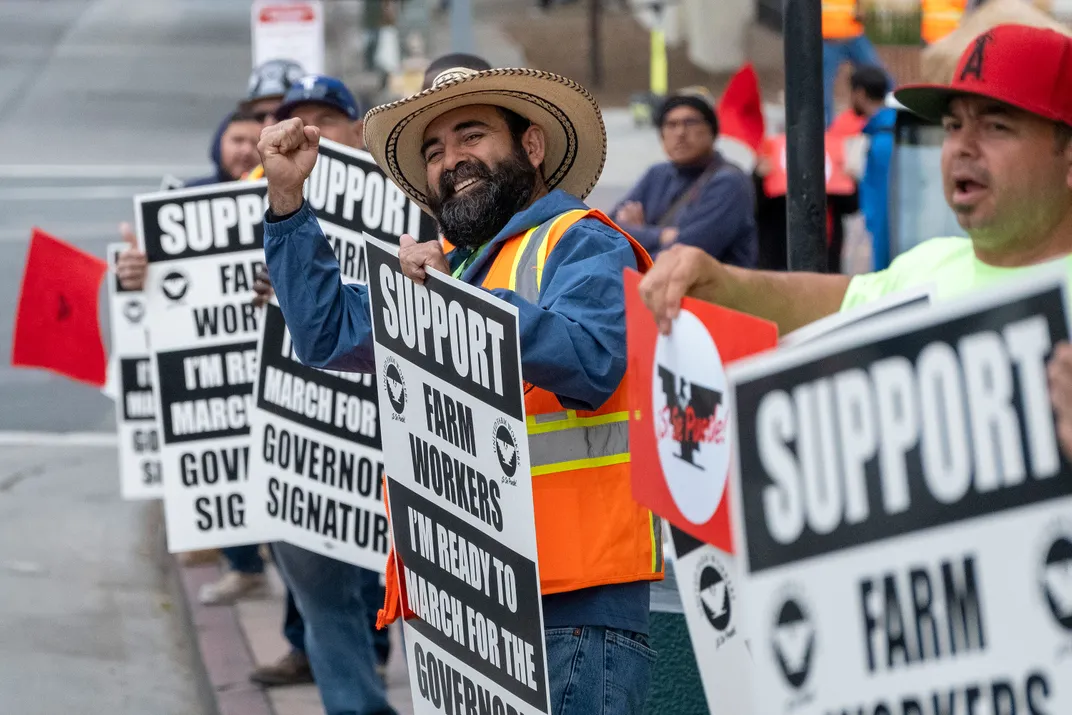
[258,117,320,215]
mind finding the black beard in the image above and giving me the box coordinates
[427,149,538,250]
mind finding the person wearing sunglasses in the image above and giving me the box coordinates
[242,58,307,126]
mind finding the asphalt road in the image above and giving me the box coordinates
[0,0,251,434]
[0,2,257,712]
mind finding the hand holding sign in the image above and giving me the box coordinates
[251,267,274,308]
[259,117,321,215]
[116,222,148,291]
[639,245,725,335]
[398,234,448,285]
[1048,341,1072,461]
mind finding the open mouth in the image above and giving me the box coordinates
[453,177,481,195]
[953,178,988,204]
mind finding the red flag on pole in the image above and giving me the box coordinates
[11,228,108,386]
[717,63,766,153]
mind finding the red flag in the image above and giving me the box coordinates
[717,63,766,153]
[11,228,108,386]
[625,269,778,552]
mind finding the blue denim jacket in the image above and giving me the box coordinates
[264,189,638,412]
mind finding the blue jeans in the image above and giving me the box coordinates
[283,590,305,653]
[273,545,386,661]
[273,543,394,715]
[822,35,884,126]
[222,544,264,574]
[546,626,657,715]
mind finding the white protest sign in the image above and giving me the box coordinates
[302,138,437,285]
[251,0,324,75]
[136,180,270,552]
[248,303,390,569]
[107,243,163,501]
[365,236,551,715]
[665,524,752,715]
[663,286,938,715]
[246,140,437,568]
[779,284,935,347]
[727,271,1072,715]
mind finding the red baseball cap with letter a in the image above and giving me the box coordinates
[895,24,1072,127]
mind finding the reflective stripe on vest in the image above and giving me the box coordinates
[508,209,634,478]
[507,209,588,301]
[527,410,631,476]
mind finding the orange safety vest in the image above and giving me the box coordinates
[761,132,857,198]
[822,0,864,40]
[921,0,966,45]
[244,164,265,180]
[378,208,664,627]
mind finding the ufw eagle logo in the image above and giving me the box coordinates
[656,366,725,468]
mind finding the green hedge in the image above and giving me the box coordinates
[861,3,923,46]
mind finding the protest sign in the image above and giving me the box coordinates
[107,243,163,501]
[728,272,1072,715]
[625,267,778,550]
[664,524,753,715]
[248,302,390,568]
[779,284,934,347]
[366,236,551,715]
[624,268,776,715]
[246,140,434,568]
[304,138,437,274]
[136,180,270,552]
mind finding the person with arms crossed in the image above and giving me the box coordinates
[258,65,665,714]
[613,88,758,266]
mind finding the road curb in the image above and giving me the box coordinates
[154,513,274,715]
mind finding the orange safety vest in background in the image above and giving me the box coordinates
[762,132,857,198]
[822,0,865,40]
[379,208,663,626]
[921,0,966,44]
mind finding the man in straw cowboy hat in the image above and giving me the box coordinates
[638,24,1072,455]
[257,65,664,713]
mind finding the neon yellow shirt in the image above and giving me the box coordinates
[841,236,1072,311]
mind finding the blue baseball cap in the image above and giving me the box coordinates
[275,75,361,121]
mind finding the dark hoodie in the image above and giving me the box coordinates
[184,111,240,187]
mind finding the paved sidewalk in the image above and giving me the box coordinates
[177,557,413,715]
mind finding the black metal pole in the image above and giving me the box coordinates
[783,0,828,272]
[589,0,603,88]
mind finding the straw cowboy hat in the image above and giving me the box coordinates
[363,66,607,213]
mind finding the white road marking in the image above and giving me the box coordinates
[0,164,208,179]
[0,224,123,242]
[0,431,118,448]
[0,186,146,201]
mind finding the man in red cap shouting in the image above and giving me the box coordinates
[639,24,1072,450]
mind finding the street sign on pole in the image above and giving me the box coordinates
[251,0,325,74]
